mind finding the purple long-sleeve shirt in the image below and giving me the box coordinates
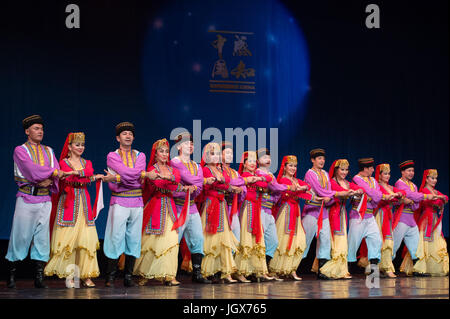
[107,150,146,208]
[14,143,60,204]
[256,168,287,215]
[222,165,245,216]
[394,178,424,227]
[350,174,382,220]
[170,157,203,214]
[303,168,336,219]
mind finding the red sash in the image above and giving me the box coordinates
[205,193,225,234]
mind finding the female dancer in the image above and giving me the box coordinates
[234,151,274,282]
[315,159,360,279]
[401,169,448,276]
[269,155,312,280]
[44,132,104,288]
[199,142,239,283]
[374,164,405,277]
[133,138,192,286]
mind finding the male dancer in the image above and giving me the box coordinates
[393,160,436,276]
[303,149,351,279]
[221,141,246,242]
[170,132,211,283]
[348,158,383,275]
[6,115,63,288]
[102,122,155,287]
[256,147,289,279]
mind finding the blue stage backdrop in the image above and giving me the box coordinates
[0,0,448,239]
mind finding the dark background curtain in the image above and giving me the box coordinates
[0,0,447,240]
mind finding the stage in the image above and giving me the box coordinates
[0,274,447,299]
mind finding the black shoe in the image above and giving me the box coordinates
[266,255,272,271]
[347,261,356,275]
[123,255,137,287]
[6,261,17,289]
[411,258,430,277]
[191,253,212,284]
[413,272,431,277]
[368,258,380,276]
[33,260,48,289]
[104,257,118,287]
[210,272,223,284]
[317,259,330,280]
[317,273,331,280]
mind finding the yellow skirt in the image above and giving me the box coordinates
[44,199,100,279]
[269,204,306,275]
[401,225,449,276]
[312,210,350,278]
[200,200,239,278]
[375,211,395,273]
[319,234,350,278]
[234,201,268,277]
[133,212,179,282]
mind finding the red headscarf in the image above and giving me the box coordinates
[142,138,171,204]
[416,169,443,238]
[374,163,390,182]
[277,155,297,182]
[200,142,221,168]
[59,132,85,161]
[419,169,437,192]
[328,159,349,179]
[148,138,171,169]
[238,151,258,175]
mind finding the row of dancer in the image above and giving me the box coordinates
[5,115,448,289]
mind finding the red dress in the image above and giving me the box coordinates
[202,165,231,233]
[141,163,183,235]
[50,158,98,231]
[240,171,272,244]
[275,177,312,250]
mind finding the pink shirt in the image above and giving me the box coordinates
[107,150,146,208]
[170,157,204,214]
[14,143,60,204]
[394,178,424,227]
[303,168,336,219]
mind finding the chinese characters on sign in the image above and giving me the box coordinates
[209,30,255,94]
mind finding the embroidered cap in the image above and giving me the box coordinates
[221,140,233,151]
[310,148,325,159]
[116,122,135,136]
[175,131,193,144]
[257,147,270,159]
[22,114,44,130]
[358,158,375,170]
[399,160,414,171]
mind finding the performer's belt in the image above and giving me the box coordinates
[153,186,171,194]
[352,206,373,214]
[261,201,274,209]
[111,189,142,198]
[174,197,195,206]
[248,185,267,193]
[306,200,322,207]
[19,185,50,196]
[402,208,414,214]
[65,181,89,188]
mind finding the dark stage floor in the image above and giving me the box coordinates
[0,274,448,299]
